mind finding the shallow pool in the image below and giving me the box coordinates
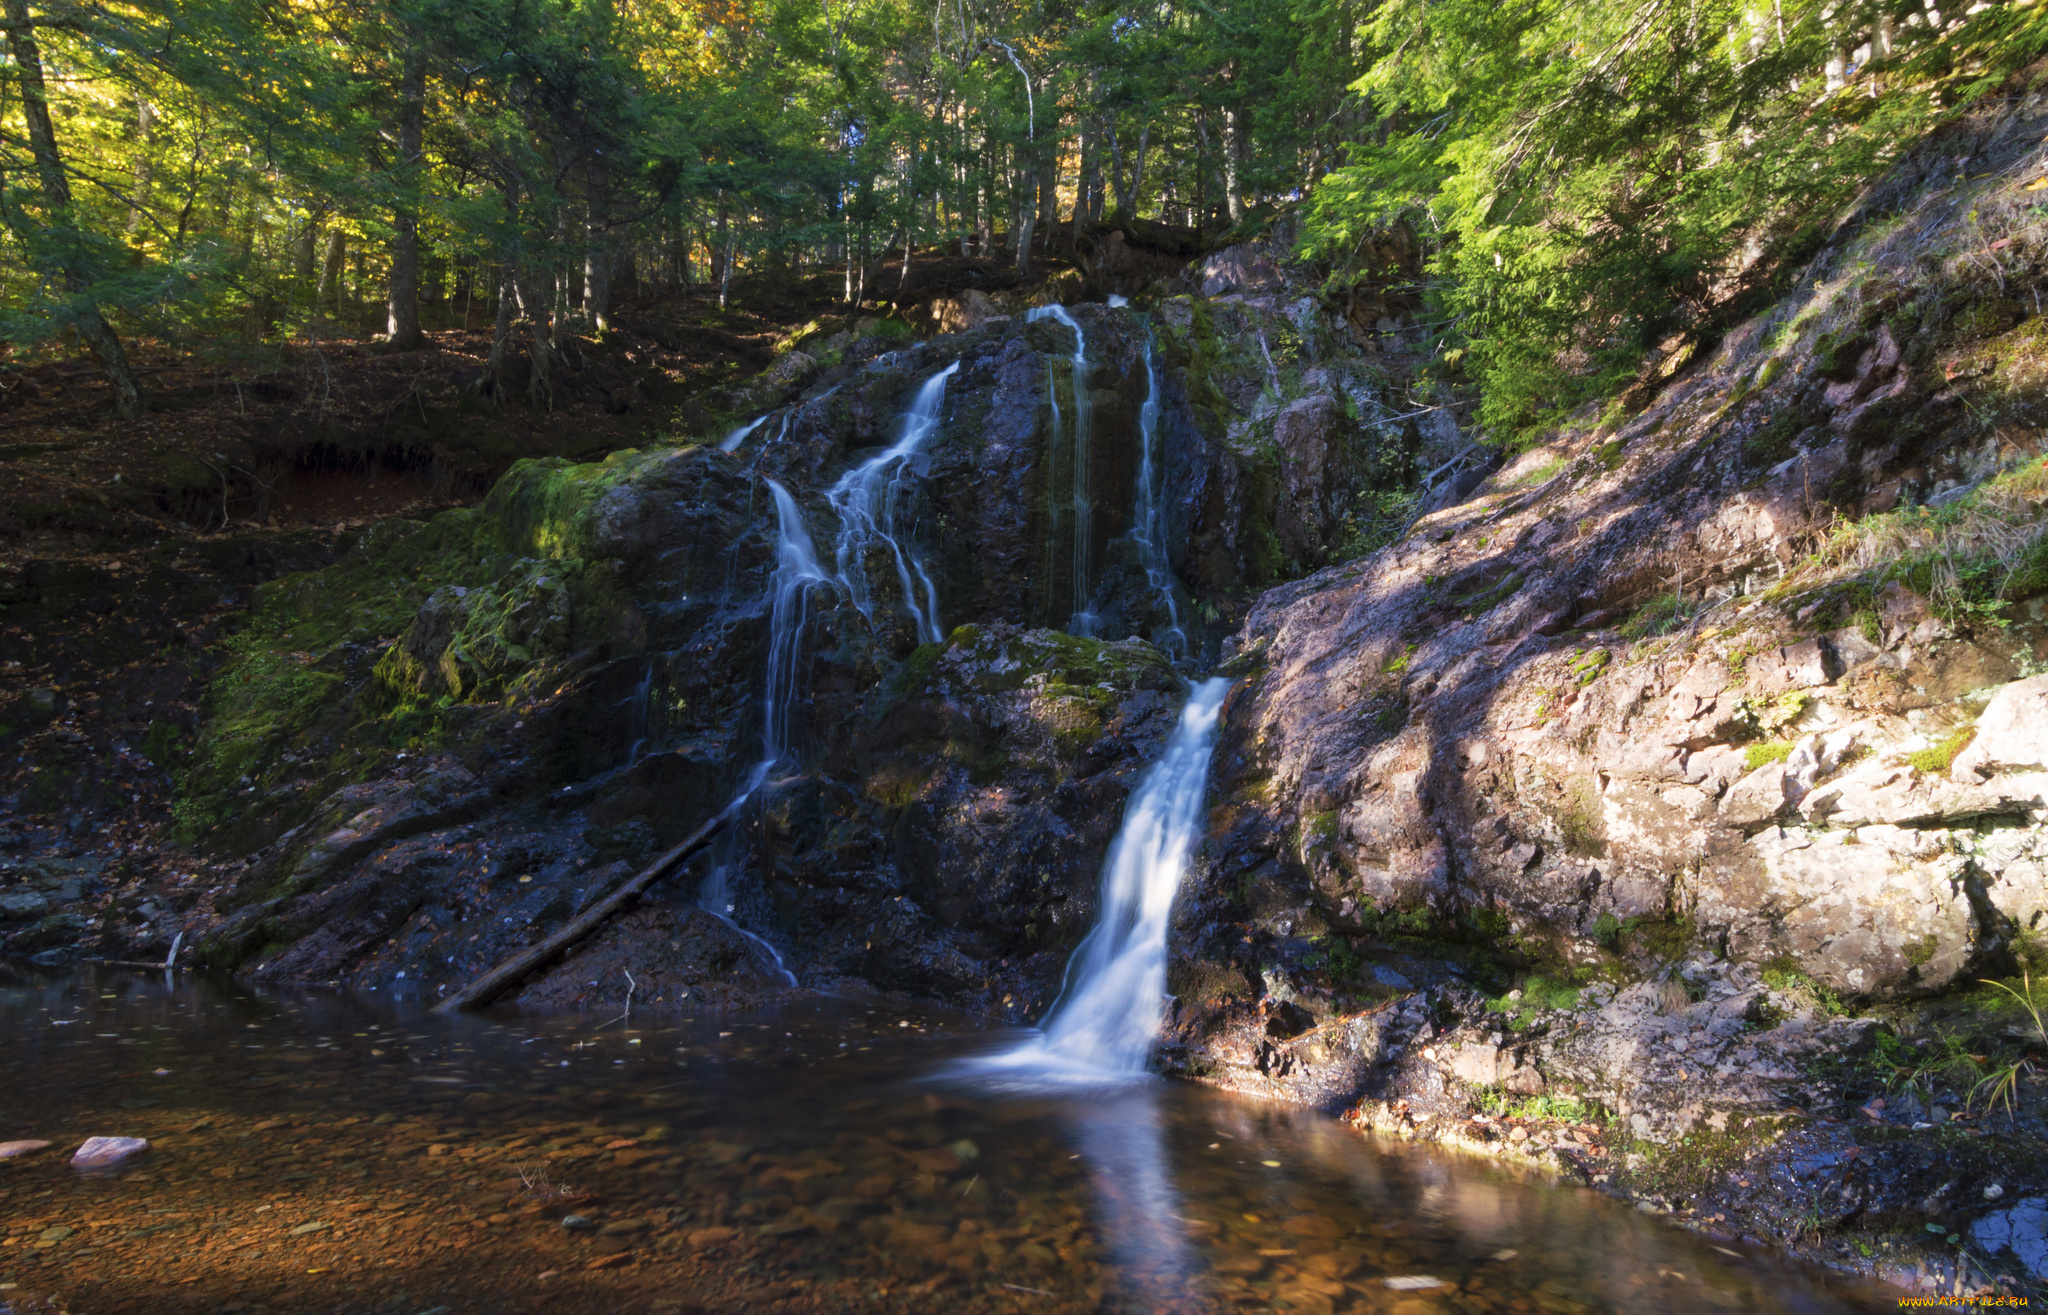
[0,968,1892,1313]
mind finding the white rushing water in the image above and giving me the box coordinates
[718,414,769,453]
[826,363,956,646]
[967,676,1232,1083]
[1131,331,1188,662]
[694,476,823,988]
[1026,305,1098,636]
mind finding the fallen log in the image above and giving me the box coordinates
[433,811,732,1014]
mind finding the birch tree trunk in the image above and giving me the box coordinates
[384,39,427,349]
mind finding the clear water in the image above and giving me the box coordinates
[0,971,1893,1314]
[825,363,955,646]
[972,679,1231,1083]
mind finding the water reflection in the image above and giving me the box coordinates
[0,968,1894,1314]
[1070,1083,1200,1309]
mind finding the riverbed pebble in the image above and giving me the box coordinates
[68,1135,148,1168]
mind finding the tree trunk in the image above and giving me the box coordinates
[1106,116,1132,217]
[4,0,145,418]
[1131,124,1151,215]
[482,266,515,404]
[1014,151,1036,277]
[583,161,612,332]
[319,228,347,314]
[518,265,558,408]
[1071,128,1094,244]
[125,98,153,239]
[1222,106,1245,224]
[384,39,428,350]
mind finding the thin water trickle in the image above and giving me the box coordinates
[826,363,956,645]
[717,414,769,453]
[967,677,1232,1085]
[1026,305,1098,636]
[694,477,822,988]
[1132,330,1189,662]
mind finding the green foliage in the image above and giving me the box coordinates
[1762,959,1851,1017]
[1297,0,2048,444]
[1745,740,1795,772]
[1907,725,1976,775]
[1485,973,1580,1029]
[1616,592,1690,640]
[1475,1089,1603,1124]
[1970,974,2048,1123]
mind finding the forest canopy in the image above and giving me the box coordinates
[1,0,2044,436]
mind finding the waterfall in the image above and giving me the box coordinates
[718,414,769,453]
[694,476,822,988]
[1026,305,1098,636]
[826,363,955,646]
[1131,332,1188,662]
[968,676,1232,1081]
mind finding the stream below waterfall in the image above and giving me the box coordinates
[0,972,1892,1314]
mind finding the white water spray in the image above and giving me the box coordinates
[1131,333,1187,662]
[970,676,1231,1082]
[1026,306,1097,636]
[826,363,956,645]
[718,414,769,453]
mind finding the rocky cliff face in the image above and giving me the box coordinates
[1153,85,2048,1297]
[44,288,1425,1024]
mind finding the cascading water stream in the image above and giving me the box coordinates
[965,676,1232,1083]
[695,476,823,988]
[1025,305,1098,636]
[718,414,769,453]
[826,362,956,646]
[1131,331,1188,662]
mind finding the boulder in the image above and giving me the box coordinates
[1952,674,2048,781]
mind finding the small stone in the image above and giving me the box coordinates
[37,1227,74,1243]
[70,1136,149,1169]
[686,1226,736,1249]
[288,1222,328,1236]
[598,1218,648,1236]
[1987,1184,2006,1201]
[1509,1127,1530,1143]
[559,1214,597,1231]
[0,1140,53,1159]
[1384,1275,1445,1290]
[585,1252,631,1270]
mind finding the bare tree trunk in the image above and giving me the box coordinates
[1106,115,1132,218]
[977,129,995,256]
[1014,150,1036,277]
[583,162,612,332]
[719,224,737,310]
[385,39,427,349]
[319,228,346,314]
[1131,124,1151,216]
[482,266,515,404]
[1222,106,1245,224]
[4,0,145,418]
[518,265,557,408]
[125,98,153,239]
[1070,127,1094,245]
